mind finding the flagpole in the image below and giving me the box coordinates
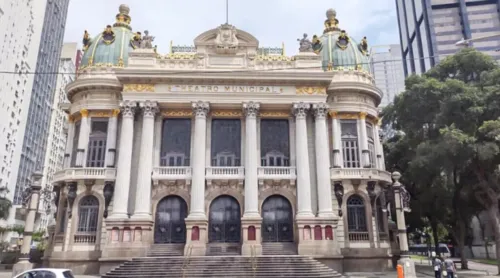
[226,0,229,24]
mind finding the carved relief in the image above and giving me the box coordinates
[296,87,327,95]
[123,84,155,92]
[215,24,239,53]
[333,182,344,217]
[206,180,244,197]
[153,180,191,200]
[292,102,310,119]
[89,111,112,118]
[242,102,260,118]
[367,181,377,216]
[119,100,137,117]
[258,180,296,196]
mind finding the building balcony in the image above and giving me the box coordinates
[257,166,297,185]
[329,168,392,184]
[152,166,192,185]
[205,167,245,185]
[52,167,116,183]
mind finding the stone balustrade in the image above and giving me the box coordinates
[52,167,117,183]
[329,168,392,183]
[205,167,245,179]
[152,166,192,183]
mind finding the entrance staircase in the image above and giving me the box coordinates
[206,243,241,256]
[261,242,297,255]
[146,244,184,257]
[101,255,343,278]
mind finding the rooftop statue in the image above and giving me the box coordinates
[102,25,116,45]
[359,36,369,55]
[324,9,340,33]
[297,33,313,52]
[82,30,91,51]
[130,31,142,49]
[140,30,155,49]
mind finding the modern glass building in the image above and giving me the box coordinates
[396,0,500,76]
[370,45,406,108]
[12,0,70,205]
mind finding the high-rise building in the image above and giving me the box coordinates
[370,45,405,108]
[395,0,500,76]
[10,0,70,217]
[0,0,55,228]
[38,43,78,230]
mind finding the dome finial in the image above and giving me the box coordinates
[114,4,132,30]
[324,8,340,34]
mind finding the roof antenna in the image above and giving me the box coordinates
[226,0,229,24]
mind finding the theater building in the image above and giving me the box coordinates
[46,4,395,274]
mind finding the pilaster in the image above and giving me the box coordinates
[105,109,120,168]
[75,109,90,167]
[329,111,342,168]
[358,112,371,168]
[63,115,76,168]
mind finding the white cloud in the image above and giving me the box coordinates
[64,0,399,55]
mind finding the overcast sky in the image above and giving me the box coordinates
[64,0,399,55]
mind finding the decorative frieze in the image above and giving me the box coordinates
[258,180,296,196]
[259,111,290,118]
[211,110,242,118]
[89,111,113,118]
[123,84,155,92]
[205,180,244,196]
[80,109,89,118]
[296,87,327,95]
[153,181,191,199]
[162,109,193,118]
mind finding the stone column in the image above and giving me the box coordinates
[75,109,90,167]
[105,109,120,168]
[185,101,209,257]
[313,103,335,219]
[374,120,386,170]
[187,101,210,220]
[358,112,371,168]
[242,102,260,218]
[292,102,313,219]
[132,101,158,220]
[63,115,75,168]
[12,172,43,276]
[109,101,136,219]
[241,102,262,256]
[329,111,343,168]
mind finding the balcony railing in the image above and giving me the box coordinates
[348,232,370,242]
[330,168,392,183]
[52,168,116,183]
[205,167,245,179]
[152,166,192,181]
[74,233,97,244]
[257,167,297,180]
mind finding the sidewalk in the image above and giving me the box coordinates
[0,272,98,278]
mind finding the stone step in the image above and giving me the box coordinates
[146,244,185,257]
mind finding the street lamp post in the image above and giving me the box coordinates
[12,171,43,276]
[392,171,417,278]
[455,33,500,47]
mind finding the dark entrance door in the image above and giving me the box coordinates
[209,195,241,243]
[262,195,294,242]
[154,196,188,244]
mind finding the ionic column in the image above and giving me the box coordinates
[109,101,137,219]
[132,101,159,220]
[292,102,313,218]
[187,101,210,220]
[374,120,386,170]
[242,102,260,218]
[359,112,371,168]
[313,103,335,219]
[105,109,120,168]
[329,111,342,168]
[75,109,90,167]
[63,115,75,168]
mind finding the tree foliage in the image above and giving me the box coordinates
[382,48,500,271]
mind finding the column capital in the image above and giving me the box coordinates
[139,101,159,117]
[120,100,137,118]
[292,102,310,118]
[328,111,338,119]
[242,102,260,118]
[192,101,210,118]
[312,103,329,119]
[359,112,368,120]
[80,109,89,118]
[112,109,121,117]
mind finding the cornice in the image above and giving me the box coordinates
[327,82,383,106]
[66,78,123,100]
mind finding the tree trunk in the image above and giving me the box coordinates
[458,220,469,269]
[430,217,441,257]
[486,204,500,275]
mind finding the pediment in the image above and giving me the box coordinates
[194,24,259,47]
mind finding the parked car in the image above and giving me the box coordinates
[13,268,75,278]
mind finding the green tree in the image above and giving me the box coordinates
[0,187,12,220]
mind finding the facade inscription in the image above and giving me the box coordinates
[166,85,285,94]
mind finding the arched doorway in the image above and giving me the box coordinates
[209,195,241,243]
[154,196,188,244]
[262,195,294,242]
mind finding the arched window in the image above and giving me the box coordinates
[347,195,369,242]
[77,196,99,233]
[341,120,360,168]
[86,119,108,167]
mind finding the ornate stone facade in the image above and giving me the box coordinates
[46,5,395,275]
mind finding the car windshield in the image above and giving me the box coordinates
[62,271,75,278]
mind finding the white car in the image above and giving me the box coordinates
[13,268,75,278]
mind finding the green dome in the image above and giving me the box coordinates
[79,4,137,70]
[314,30,371,72]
